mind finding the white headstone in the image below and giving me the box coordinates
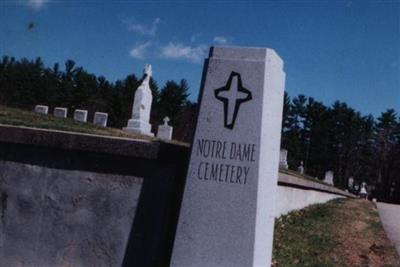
[324,170,334,185]
[53,107,68,118]
[279,149,289,169]
[171,46,285,267]
[361,181,367,188]
[157,117,173,140]
[34,105,48,115]
[73,109,88,122]
[298,161,304,174]
[348,177,354,189]
[93,112,108,127]
[123,64,154,136]
[360,185,368,195]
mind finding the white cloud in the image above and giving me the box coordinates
[213,36,228,45]
[126,18,160,36]
[160,43,207,63]
[21,0,50,10]
[129,42,152,59]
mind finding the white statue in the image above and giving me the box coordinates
[123,64,154,136]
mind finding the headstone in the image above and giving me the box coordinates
[390,183,395,197]
[298,161,304,174]
[361,181,367,189]
[359,184,368,198]
[354,184,360,192]
[171,46,285,267]
[53,107,68,118]
[93,112,108,127]
[74,109,88,122]
[123,64,154,136]
[348,177,354,189]
[324,170,334,185]
[279,149,289,169]
[34,105,49,115]
[157,117,173,140]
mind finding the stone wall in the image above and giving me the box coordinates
[275,171,353,217]
[0,160,142,267]
[0,125,188,267]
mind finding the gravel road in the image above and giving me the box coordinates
[377,202,400,255]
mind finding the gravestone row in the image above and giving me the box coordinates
[34,97,174,140]
[34,105,108,127]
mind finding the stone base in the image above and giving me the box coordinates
[279,163,289,170]
[123,119,154,137]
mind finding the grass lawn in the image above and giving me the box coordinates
[0,105,189,144]
[272,198,400,266]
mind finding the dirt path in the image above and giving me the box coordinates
[334,199,400,266]
[377,202,400,255]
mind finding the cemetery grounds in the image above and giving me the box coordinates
[2,105,400,266]
[273,198,400,267]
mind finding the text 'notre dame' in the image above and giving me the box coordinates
[195,138,256,185]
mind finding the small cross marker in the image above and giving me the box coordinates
[163,116,170,125]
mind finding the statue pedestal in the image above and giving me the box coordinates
[123,119,154,137]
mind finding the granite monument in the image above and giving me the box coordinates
[171,46,285,267]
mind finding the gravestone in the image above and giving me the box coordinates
[157,117,173,140]
[171,46,285,267]
[53,107,68,118]
[298,161,304,174]
[360,183,368,198]
[123,64,154,136]
[324,170,334,185]
[354,184,360,192]
[93,112,108,127]
[279,149,289,169]
[348,177,354,189]
[34,105,49,115]
[74,109,88,122]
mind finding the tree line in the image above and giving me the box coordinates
[0,56,399,203]
[281,93,399,203]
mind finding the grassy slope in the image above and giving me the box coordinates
[279,168,335,187]
[0,105,163,141]
[273,199,400,267]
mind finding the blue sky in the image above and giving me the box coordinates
[1,0,399,117]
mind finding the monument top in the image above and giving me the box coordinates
[144,64,152,77]
[210,46,283,65]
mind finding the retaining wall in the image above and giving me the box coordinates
[276,171,354,217]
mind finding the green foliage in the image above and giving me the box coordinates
[281,94,400,203]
